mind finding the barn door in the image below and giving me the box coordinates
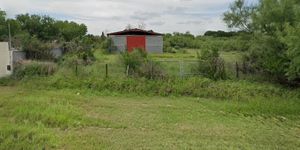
[127,36,146,52]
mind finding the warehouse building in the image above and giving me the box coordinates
[107,28,163,53]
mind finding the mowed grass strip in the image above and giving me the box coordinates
[0,87,299,149]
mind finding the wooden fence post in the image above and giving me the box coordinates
[151,61,154,79]
[75,61,78,76]
[105,64,108,78]
[126,65,129,77]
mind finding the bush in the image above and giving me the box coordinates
[22,36,55,60]
[63,40,95,64]
[13,61,57,79]
[120,49,166,79]
[193,48,226,80]
[138,61,166,79]
[120,49,147,73]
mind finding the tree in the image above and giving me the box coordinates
[0,9,7,40]
[16,14,60,41]
[225,0,300,84]
[55,21,87,41]
[223,0,254,32]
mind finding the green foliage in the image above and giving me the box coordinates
[120,49,147,72]
[225,0,300,85]
[282,24,300,81]
[223,0,254,31]
[16,14,60,41]
[204,30,248,37]
[13,61,57,79]
[22,36,55,60]
[193,49,227,80]
[0,9,7,40]
[245,35,288,80]
[63,38,95,63]
[55,20,87,41]
[120,49,165,79]
[163,32,251,53]
[0,9,92,60]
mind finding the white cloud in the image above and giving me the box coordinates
[0,0,257,35]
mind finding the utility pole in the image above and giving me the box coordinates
[8,23,12,50]
[8,23,13,73]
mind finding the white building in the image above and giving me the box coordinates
[0,42,12,78]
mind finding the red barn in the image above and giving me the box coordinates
[107,29,163,53]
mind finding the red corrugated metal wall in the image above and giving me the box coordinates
[127,36,146,52]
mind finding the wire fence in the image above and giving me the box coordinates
[70,58,255,80]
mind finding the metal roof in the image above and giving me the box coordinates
[107,28,163,36]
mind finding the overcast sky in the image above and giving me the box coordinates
[0,0,257,35]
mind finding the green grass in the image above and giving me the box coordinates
[1,50,299,149]
[0,86,299,149]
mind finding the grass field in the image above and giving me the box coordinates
[0,86,299,149]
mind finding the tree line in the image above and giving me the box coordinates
[0,9,106,60]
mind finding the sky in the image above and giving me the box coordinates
[0,0,257,35]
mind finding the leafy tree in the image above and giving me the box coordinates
[282,24,300,81]
[16,14,60,41]
[223,0,254,32]
[55,21,87,41]
[0,9,7,40]
[225,0,300,84]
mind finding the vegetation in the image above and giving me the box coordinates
[193,49,226,80]
[224,0,300,85]
[0,84,299,149]
[120,49,165,79]
[0,9,104,61]
[0,0,300,149]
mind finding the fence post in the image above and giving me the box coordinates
[179,60,184,78]
[151,61,154,79]
[236,62,239,79]
[126,65,130,77]
[105,64,108,78]
[75,61,78,76]
[243,61,247,74]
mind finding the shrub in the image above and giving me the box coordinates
[120,48,147,74]
[13,61,57,79]
[120,49,166,79]
[22,36,55,60]
[138,60,166,79]
[193,48,226,80]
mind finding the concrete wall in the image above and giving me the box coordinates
[12,50,26,63]
[146,36,163,53]
[109,35,163,53]
[51,48,63,58]
[0,42,12,78]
